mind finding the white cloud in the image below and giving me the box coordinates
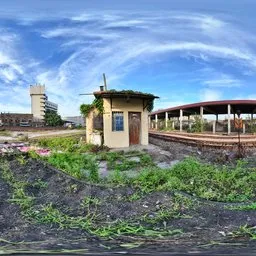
[0,85,30,113]
[71,13,121,22]
[153,42,256,68]
[104,19,147,28]
[0,102,30,113]
[203,78,242,88]
[0,30,25,84]
[36,12,256,115]
[196,69,244,88]
[41,27,120,40]
[203,79,241,88]
[0,68,16,82]
[1,10,256,116]
[200,89,222,102]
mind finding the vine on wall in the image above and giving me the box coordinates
[80,97,104,117]
[92,97,104,114]
[147,99,154,112]
[80,90,156,116]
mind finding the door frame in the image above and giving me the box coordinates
[128,112,141,145]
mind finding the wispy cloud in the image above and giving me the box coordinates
[0,30,25,84]
[1,9,256,115]
[203,78,241,88]
[36,12,256,114]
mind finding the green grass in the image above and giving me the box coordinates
[127,191,143,201]
[0,160,35,211]
[29,137,256,203]
[44,149,155,184]
[141,194,194,225]
[14,136,256,203]
[36,137,94,153]
[0,159,182,239]
[16,155,27,165]
[47,152,99,182]
[227,202,256,210]
[108,157,256,202]
[231,225,256,240]
[80,196,102,208]
[39,144,256,202]
[26,202,181,238]
[98,151,154,171]
[0,130,11,136]
[32,179,48,189]
[2,151,256,242]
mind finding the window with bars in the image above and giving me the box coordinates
[112,112,124,131]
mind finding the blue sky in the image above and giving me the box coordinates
[0,0,256,116]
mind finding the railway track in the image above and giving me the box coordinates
[149,130,256,148]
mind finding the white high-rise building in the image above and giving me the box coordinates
[30,85,58,120]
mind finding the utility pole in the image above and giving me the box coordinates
[103,73,107,91]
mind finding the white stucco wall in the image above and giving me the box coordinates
[103,98,149,148]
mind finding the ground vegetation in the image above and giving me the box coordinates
[0,137,256,253]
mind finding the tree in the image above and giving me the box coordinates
[44,110,63,126]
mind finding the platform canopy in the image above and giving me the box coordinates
[151,100,256,118]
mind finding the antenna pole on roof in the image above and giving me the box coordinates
[103,73,107,91]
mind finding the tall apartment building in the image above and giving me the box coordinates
[30,85,58,120]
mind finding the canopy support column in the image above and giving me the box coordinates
[227,104,231,135]
[180,109,183,132]
[165,112,168,129]
[200,106,204,132]
[243,123,246,134]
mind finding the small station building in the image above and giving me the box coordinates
[86,90,158,148]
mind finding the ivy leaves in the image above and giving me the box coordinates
[80,91,155,117]
[80,104,94,118]
[80,97,104,117]
[92,97,104,114]
[147,99,154,112]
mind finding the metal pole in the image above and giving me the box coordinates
[103,73,107,91]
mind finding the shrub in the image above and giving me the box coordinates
[47,152,99,180]
[37,137,95,153]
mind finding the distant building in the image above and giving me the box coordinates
[0,85,58,127]
[63,116,85,127]
[30,85,58,120]
[0,113,33,127]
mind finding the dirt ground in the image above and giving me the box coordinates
[0,141,256,255]
[0,129,85,142]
